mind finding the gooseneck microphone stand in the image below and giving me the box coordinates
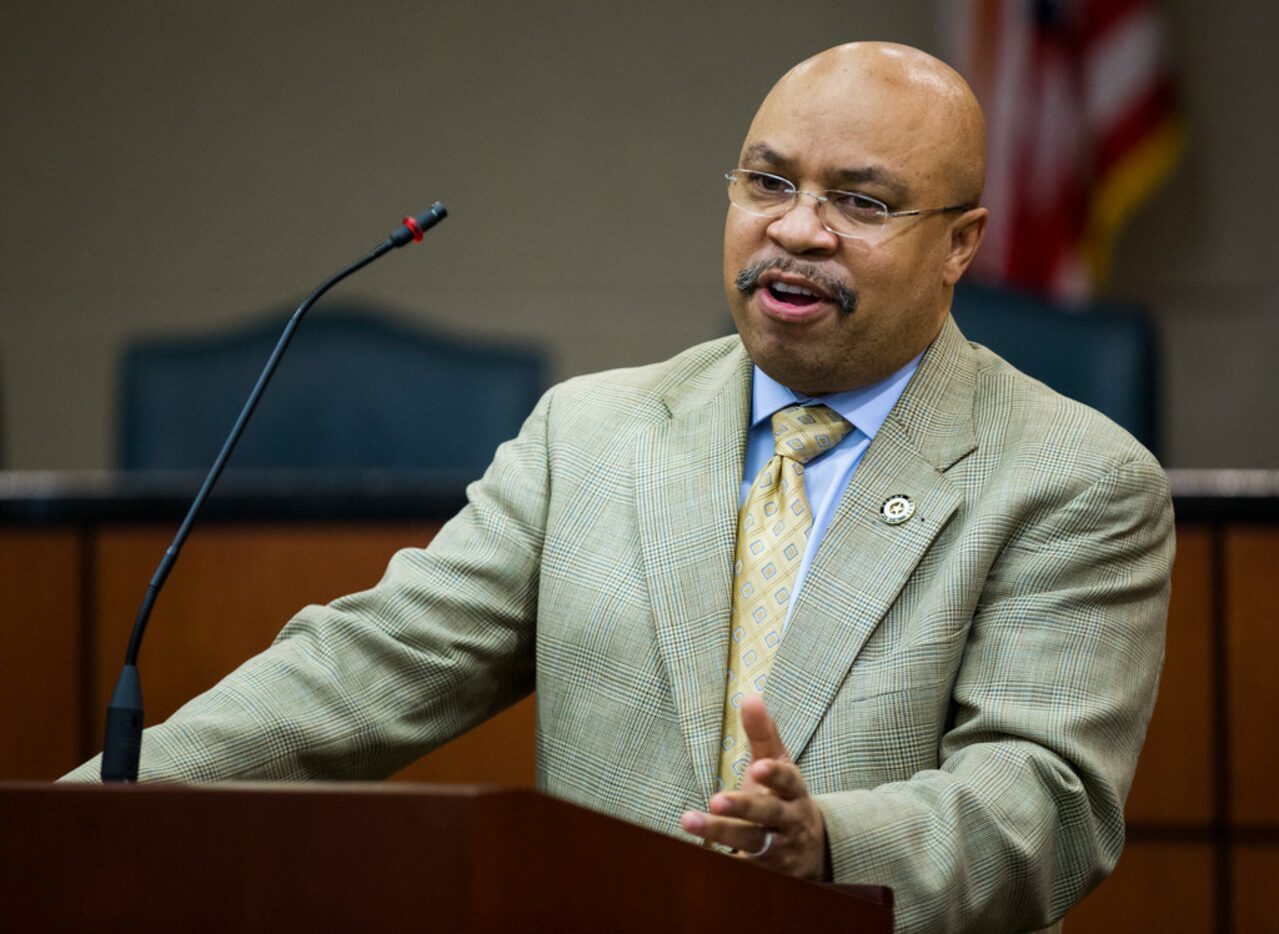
[100,203,448,782]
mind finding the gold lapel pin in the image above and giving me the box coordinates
[881,494,914,525]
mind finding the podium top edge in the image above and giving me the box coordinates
[4,780,533,799]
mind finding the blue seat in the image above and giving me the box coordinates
[951,283,1159,455]
[119,307,546,474]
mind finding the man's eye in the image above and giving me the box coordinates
[749,173,790,194]
[831,191,886,218]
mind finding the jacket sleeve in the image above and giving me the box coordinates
[62,388,556,783]
[814,455,1174,933]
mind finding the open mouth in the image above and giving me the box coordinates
[766,281,823,308]
[737,258,858,316]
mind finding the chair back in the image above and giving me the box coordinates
[951,283,1159,454]
[119,308,546,474]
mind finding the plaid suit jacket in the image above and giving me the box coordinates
[66,317,1173,933]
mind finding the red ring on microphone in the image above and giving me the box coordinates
[402,216,424,242]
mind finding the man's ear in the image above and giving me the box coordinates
[941,207,988,286]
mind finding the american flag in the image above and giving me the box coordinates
[941,0,1184,300]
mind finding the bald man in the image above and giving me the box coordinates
[66,43,1173,934]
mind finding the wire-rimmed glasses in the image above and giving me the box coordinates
[725,168,970,239]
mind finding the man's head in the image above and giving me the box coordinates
[724,42,988,395]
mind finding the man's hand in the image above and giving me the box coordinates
[679,694,831,881]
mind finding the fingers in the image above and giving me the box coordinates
[680,809,773,854]
[680,760,808,844]
[746,756,808,801]
[739,693,787,763]
[710,787,787,827]
[680,792,829,880]
[680,696,826,880]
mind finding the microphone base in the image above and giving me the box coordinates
[101,664,143,783]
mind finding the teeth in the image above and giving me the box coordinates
[772,281,818,297]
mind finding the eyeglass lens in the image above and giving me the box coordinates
[726,170,889,233]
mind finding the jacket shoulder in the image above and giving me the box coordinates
[963,339,1167,495]
[969,340,1154,463]
[548,334,746,424]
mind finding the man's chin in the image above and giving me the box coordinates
[737,335,849,397]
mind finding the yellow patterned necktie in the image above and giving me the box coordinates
[716,404,852,792]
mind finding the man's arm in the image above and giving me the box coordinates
[63,388,557,783]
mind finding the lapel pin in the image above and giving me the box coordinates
[881,494,914,525]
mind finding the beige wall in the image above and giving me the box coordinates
[1,1,1274,469]
[1104,0,1279,468]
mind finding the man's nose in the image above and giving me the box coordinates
[767,192,840,255]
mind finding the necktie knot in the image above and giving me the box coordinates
[771,405,851,465]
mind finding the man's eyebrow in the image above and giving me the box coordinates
[740,143,793,171]
[831,166,912,199]
[739,142,912,199]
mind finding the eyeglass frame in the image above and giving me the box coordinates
[724,168,972,238]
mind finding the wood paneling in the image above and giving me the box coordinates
[1127,525,1214,822]
[1226,528,1279,823]
[1068,842,1214,933]
[1233,844,1279,931]
[89,522,535,784]
[0,530,81,779]
[91,523,437,736]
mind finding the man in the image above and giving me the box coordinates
[67,42,1173,932]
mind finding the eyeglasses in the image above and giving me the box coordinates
[725,169,970,239]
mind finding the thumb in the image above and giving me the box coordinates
[740,693,788,763]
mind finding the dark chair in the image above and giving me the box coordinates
[119,307,546,474]
[951,282,1159,455]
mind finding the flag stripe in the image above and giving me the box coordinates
[1079,0,1150,46]
[1095,78,1178,176]
[1084,6,1165,130]
[1085,117,1186,282]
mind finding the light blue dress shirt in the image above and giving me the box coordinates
[741,355,922,626]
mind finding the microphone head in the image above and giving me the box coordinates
[391,202,448,246]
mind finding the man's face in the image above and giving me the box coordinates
[723,56,983,395]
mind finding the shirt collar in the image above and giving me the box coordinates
[749,352,924,441]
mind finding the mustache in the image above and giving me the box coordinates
[735,258,858,316]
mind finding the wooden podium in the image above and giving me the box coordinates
[1,782,892,931]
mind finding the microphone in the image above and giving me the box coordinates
[390,203,448,246]
[100,204,449,782]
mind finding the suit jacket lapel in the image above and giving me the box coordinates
[767,317,979,764]
[635,342,752,802]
